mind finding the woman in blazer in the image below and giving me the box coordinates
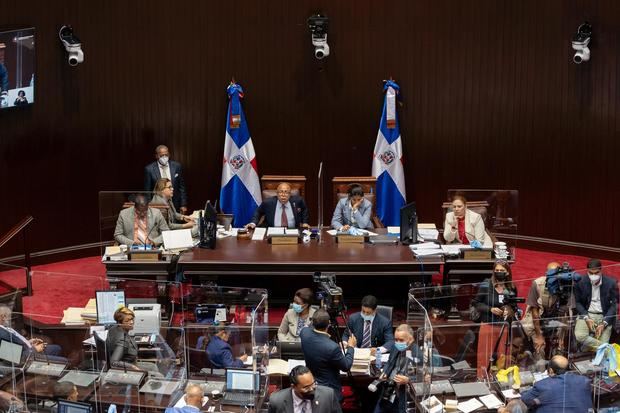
[443,194,492,247]
[278,288,316,342]
[331,183,373,231]
[152,178,197,236]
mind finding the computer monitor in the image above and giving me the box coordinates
[226,368,260,392]
[96,290,126,324]
[400,202,418,245]
[278,341,304,361]
[57,399,92,413]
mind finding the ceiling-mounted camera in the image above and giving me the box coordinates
[572,22,592,64]
[59,25,84,66]
[307,14,330,60]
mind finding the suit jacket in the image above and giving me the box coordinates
[144,160,187,210]
[251,196,309,228]
[300,328,354,401]
[521,373,592,413]
[330,197,373,230]
[268,386,342,413]
[342,312,394,351]
[114,206,169,247]
[277,307,317,342]
[206,336,244,368]
[443,209,492,247]
[106,325,138,368]
[574,274,619,325]
[151,194,199,237]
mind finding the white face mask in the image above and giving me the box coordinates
[158,156,169,166]
[589,274,601,284]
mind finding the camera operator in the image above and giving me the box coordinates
[574,259,619,351]
[521,262,575,359]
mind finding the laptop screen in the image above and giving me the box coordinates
[57,399,92,413]
[0,340,23,364]
[226,369,259,391]
[96,290,126,324]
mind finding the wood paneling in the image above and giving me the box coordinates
[1,0,619,257]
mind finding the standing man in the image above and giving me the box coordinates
[246,182,309,229]
[574,258,618,351]
[144,145,188,214]
[521,355,592,412]
[300,309,356,401]
[268,366,342,413]
[342,295,394,354]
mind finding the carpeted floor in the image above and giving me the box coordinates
[0,248,618,324]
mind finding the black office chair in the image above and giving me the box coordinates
[376,305,393,321]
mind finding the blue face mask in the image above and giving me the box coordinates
[292,303,304,314]
[361,313,375,322]
[394,342,408,352]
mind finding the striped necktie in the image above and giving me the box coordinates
[362,320,371,348]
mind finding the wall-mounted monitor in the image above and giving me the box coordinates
[0,27,35,109]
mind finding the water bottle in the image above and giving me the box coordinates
[375,348,382,369]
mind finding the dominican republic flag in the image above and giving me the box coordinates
[220,82,262,227]
[371,80,406,226]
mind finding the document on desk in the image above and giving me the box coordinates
[457,398,483,413]
[410,242,441,250]
[387,226,400,235]
[501,389,521,399]
[251,227,266,240]
[412,248,443,257]
[418,228,439,241]
[479,394,503,409]
[163,229,194,250]
[441,244,472,255]
[267,227,285,236]
[243,356,254,365]
[353,348,372,360]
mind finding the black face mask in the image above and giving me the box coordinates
[301,391,315,400]
[494,271,508,281]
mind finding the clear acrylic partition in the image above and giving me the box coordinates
[446,189,519,254]
[407,291,434,405]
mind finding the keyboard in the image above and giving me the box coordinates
[222,392,256,406]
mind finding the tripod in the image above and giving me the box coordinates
[486,306,530,374]
[326,307,361,408]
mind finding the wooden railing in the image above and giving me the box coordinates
[0,216,34,295]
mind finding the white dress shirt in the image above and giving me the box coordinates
[588,280,603,313]
[274,201,295,227]
[158,163,170,180]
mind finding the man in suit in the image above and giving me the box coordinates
[342,295,394,355]
[144,145,188,214]
[268,365,341,413]
[114,194,169,247]
[300,309,356,402]
[165,383,204,413]
[206,325,248,368]
[574,258,619,351]
[0,304,63,358]
[246,182,309,229]
[521,355,592,412]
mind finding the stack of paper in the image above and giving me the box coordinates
[479,394,503,409]
[80,299,97,321]
[103,246,127,261]
[350,348,371,374]
[457,398,483,413]
[409,242,443,257]
[418,223,439,241]
[61,298,97,325]
[267,358,306,375]
[441,244,472,255]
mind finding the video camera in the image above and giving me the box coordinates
[312,272,345,316]
[545,262,581,304]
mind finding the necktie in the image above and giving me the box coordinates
[281,204,288,228]
[301,400,309,413]
[362,320,371,348]
[136,215,148,244]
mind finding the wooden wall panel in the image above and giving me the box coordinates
[0,0,619,257]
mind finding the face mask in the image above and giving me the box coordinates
[589,274,601,283]
[394,342,408,352]
[292,303,304,314]
[361,314,375,322]
[494,271,508,281]
[301,391,315,400]
[158,156,169,166]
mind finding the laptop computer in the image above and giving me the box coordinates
[452,382,491,398]
[222,369,260,406]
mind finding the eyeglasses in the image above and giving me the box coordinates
[300,381,316,391]
[277,190,291,194]
[165,186,173,190]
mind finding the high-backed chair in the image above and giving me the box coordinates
[331,176,383,228]
[260,175,306,200]
[441,198,496,244]
[376,305,393,322]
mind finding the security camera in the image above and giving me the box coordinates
[572,22,592,64]
[59,25,84,66]
[307,14,330,60]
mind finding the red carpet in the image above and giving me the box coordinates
[0,249,617,324]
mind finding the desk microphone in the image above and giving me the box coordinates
[143,211,158,249]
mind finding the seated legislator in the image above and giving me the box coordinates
[521,355,592,413]
[278,288,316,342]
[166,382,205,413]
[206,325,248,368]
[106,307,160,374]
[342,295,394,354]
[114,194,169,247]
[300,309,356,402]
[574,258,618,351]
[0,303,63,358]
[151,178,197,236]
[268,365,341,413]
[443,194,492,247]
[246,182,309,229]
[331,183,373,231]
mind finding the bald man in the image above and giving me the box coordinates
[521,262,574,358]
[521,355,592,412]
[166,383,204,413]
[246,182,309,229]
